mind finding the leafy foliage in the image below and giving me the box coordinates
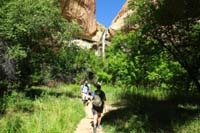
[119,0,200,91]
[102,29,185,92]
[0,0,82,90]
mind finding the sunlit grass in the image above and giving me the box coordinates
[0,84,84,133]
[102,85,124,104]
[1,84,200,133]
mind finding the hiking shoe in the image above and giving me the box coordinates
[97,125,102,129]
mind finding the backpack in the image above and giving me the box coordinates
[92,93,102,107]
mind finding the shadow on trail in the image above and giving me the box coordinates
[102,93,200,132]
[25,88,78,100]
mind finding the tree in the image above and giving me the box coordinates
[127,0,200,91]
[0,0,80,91]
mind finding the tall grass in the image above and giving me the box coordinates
[2,84,200,133]
[101,85,124,104]
[0,84,84,133]
[102,85,200,133]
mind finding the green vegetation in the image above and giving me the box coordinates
[125,0,200,91]
[98,0,200,93]
[101,85,124,104]
[0,0,200,132]
[0,0,82,90]
[1,84,200,133]
[0,84,84,133]
[103,86,200,133]
[100,1,200,132]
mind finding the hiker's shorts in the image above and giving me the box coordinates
[82,93,90,101]
[92,105,103,114]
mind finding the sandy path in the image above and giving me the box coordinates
[75,102,117,133]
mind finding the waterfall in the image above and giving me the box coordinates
[101,31,106,59]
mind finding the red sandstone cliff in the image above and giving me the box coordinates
[59,0,131,42]
[60,0,97,38]
[108,0,132,37]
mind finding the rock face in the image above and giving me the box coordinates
[92,22,106,42]
[60,0,97,38]
[59,0,130,46]
[59,0,131,56]
[108,0,132,37]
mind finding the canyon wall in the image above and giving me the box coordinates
[108,0,132,37]
[59,0,131,44]
[60,0,97,38]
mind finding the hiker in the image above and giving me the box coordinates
[80,80,92,105]
[92,82,106,130]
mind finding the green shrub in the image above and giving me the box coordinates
[97,71,112,83]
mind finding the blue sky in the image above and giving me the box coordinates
[96,0,126,27]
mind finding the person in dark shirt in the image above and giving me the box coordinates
[92,82,106,130]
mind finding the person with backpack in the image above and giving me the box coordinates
[80,80,92,105]
[92,82,106,131]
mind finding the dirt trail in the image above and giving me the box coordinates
[75,101,117,133]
